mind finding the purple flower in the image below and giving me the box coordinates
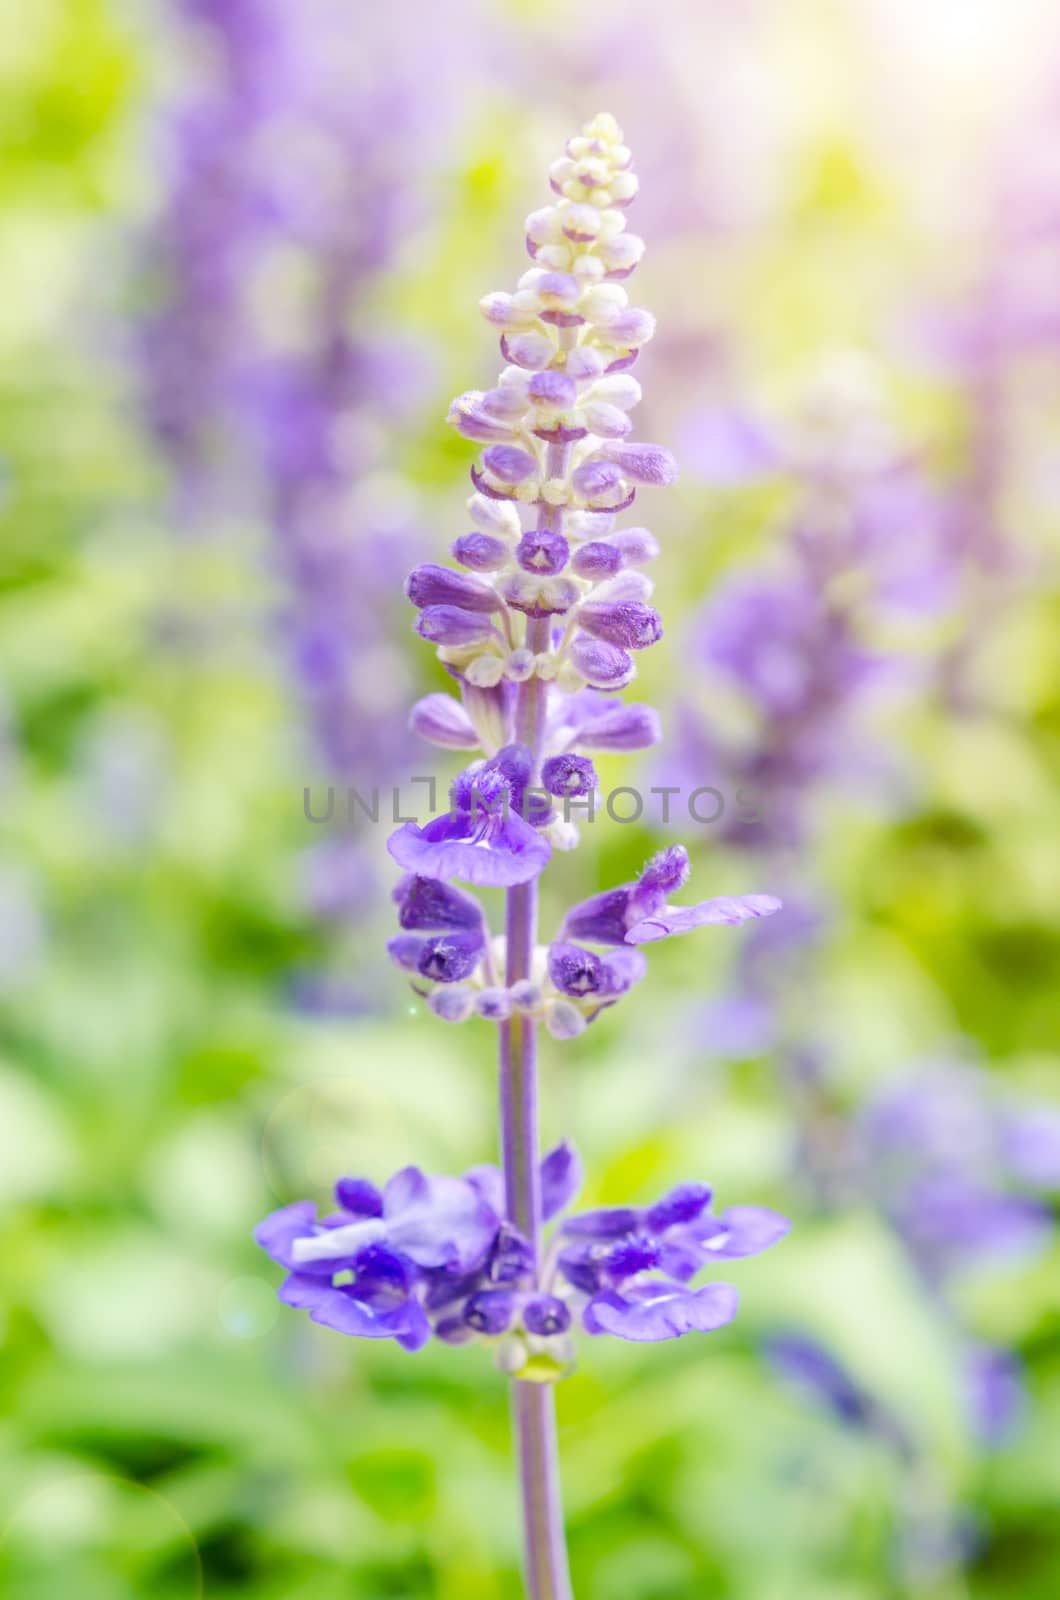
[965,1343,1025,1446]
[257,1139,787,1357]
[558,1177,788,1343]
[562,844,781,947]
[763,1332,876,1429]
[388,746,551,886]
[860,1066,1059,1281]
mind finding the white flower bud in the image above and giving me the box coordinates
[525,206,562,244]
[429,986,475,1023]
[591,373,642,410]
[510,979,544,1012]
[545,999,587,1039]
[466,653,504,688]
[580,284,628,326]
[468,493,522,537]
[536,243,573,272]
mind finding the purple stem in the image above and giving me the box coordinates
[499,444,573,1597]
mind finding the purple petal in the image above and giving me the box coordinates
[563,1205,640,1239]
[384,1170,498,1271]
[562,886,635,946]
[279,1274,429,1348]
[387,812,551,887]
[601,442,679,487]
[626,894,782,944]
[254,1201,318,1269]
[334,1178,384,1217]
[645,1182,712,1233]
[464,1162,505,1215]
[410,693,480,749]
[416,927,485,983]
[638,845,690,897]
[584,1281,739,1341]
[387,933,425,973]
[596,947,647,996]
[695,1205,790,1258]
[541,1140,583,1220]
[548,941,603,997]
[396,874,483,932]
[415,606,497,647]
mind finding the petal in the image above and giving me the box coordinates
[387,814,551,887]
[334,1178,384,1217]
[396,874,483,932]
[278,1275,386,1332]
[563,1205,640,1239]
[696,1205,790,1258]
[584,1281,739,1341]
[600,442,678,487]
[386,1172,498,1272]
[562,887,634,946]
[540,1140,583,1220]
[644,1182,712,1233]
[626,894,782,944]
[464,1162,505,1216]
[409,693,480,750]
[383,1166,432,1215]
[254,1200,318,1269]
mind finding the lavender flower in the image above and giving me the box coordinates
[259,114,786,1598]
[257,1142,787,1369]
[859,1066,1059,1285]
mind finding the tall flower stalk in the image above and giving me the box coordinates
[257,115,787,1598]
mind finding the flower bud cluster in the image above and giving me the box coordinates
[401,113,675,703]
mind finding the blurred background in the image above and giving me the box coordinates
[1,0,1059,1595]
